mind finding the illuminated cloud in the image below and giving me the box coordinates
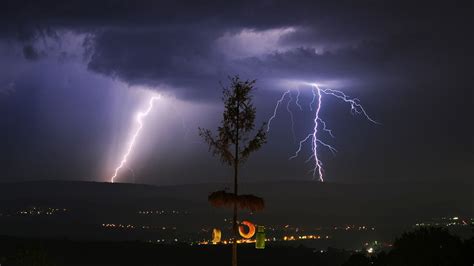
[0,1,470,184]
[216,27,297,58]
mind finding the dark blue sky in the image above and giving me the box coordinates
[0,1,471,185]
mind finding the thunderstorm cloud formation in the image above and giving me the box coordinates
[0,1,471,185]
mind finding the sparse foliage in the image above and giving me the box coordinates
[199,76,267,266]
[199,77,266,166]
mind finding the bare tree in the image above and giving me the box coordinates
[199,76,267,266]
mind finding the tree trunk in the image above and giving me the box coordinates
[232,103,239,266]
[232,169,238,266]
[232,164,238,266]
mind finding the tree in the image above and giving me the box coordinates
[342,227,472,266]
[199,76,267,266]
[385,227,467,266]
[342,253,371,266]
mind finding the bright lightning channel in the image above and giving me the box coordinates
[269,84,378,182]
[110,95,161,183]
[295,89,303,111]
[286,91,296,142]
[319,88,380,125]
[267,90,290,132]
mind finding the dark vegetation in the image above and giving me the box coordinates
[0,228,471,266]
[199,76,267,266]
[343,227,473,266]
[0,237,349,266]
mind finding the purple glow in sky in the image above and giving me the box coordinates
[0,1,470,185]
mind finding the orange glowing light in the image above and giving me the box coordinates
[238,220,256,239]
[212,228,222,244]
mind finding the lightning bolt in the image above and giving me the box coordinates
[267,90,290,132]
[295,89,303,111]
[269,84,378,182]
[110,95,160,183]
[309,87,325,181]
[319,88,380,125]
[286,91,296,142]
[317,118,334,138]
[309,88,317,111]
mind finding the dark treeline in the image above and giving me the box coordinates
[0,227,471,266]
[343,227,473,266]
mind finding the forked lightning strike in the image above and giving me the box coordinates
[286,91,296,141]
[308,86,325,181]
[269,84,378,182]
[320,88,380,125]
[267,90,290,132]
[110,95,160,183]
[295,89,303,111]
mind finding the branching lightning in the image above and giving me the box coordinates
[320,88,380,125]
[110,95,160,183]
[309,88,317,111]
[268,84,378,182]
[295,89,303,111]
[317,118,334,138]
[286,92,296,142]
[267,90,290,132]
[309,87,325,180]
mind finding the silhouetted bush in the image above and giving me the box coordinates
[342,253,370,266]
[343,227,472,266]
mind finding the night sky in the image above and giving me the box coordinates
[0,1,471,185]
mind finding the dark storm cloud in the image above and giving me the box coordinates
[0,0,472,184]
[22,44,40,60]
[86,26,225,99]
[2,0,470,99]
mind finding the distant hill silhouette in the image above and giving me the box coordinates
[0,180,471,242]
[0,180,471,220]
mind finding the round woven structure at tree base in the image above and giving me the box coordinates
[208,190,265,212]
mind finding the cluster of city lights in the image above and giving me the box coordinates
[415,216,473,227]
[195,234,331,246]
[101,223,177,230]
[138,210,188,215]
[147,239,180,244]
[283,235,329,241]
[16,207,67,216]
[332,225,376,231]
[261,224,376,232]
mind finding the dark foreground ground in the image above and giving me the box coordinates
[0,236,351,266]
[0,228,473,266]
